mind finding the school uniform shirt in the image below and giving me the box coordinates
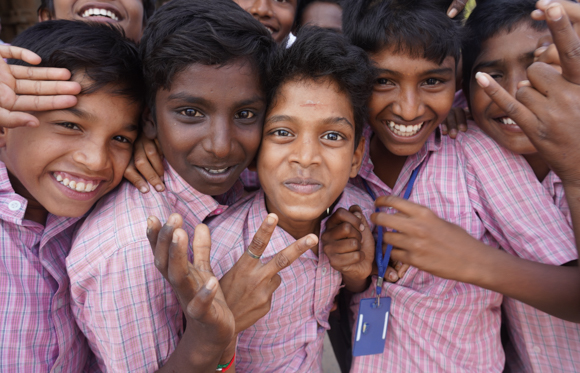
[206,185,374,373]
[456,124,580,373]
[67,161,243,372]
[349,126,504,373]
[0,161,92,372]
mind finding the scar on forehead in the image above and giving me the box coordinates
[300,100,325,107]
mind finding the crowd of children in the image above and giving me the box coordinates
[1,0,580,372]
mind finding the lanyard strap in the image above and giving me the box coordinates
[361,161,424,299]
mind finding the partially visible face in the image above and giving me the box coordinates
[234,0,297,43]
[0,80,140,218]
[146,60,265,196]
[301,2,342,33]
[469,23,549,155]
[368,47,456,156]
[258,78,363,232]
[42,0,145,42]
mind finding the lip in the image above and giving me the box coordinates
[283,178,323,195]
[77,2,124,22]
[493,116,524,133]
[383,119,432,142]
[50,172,105,202]
[259,21,278,37]
[193,164,238,184]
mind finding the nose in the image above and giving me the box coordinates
[202,117,232,160]
[506,68,527,97]
[288,133,321,168]
[249,0,273,18]
[72,139,110,171]
[391,85,426,122]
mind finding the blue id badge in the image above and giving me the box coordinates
[352,296,391,357]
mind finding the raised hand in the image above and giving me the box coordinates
[219,213,318,333]
[124,136,166,193]
[322,206,375,292]
[0,45,81,128]
[147,215,235,371]
[447,0,468,18]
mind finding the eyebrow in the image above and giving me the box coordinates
[58,107,138,132]
[377,67,454,76]
[474,51,536,73]
[167,92,264,108]
[266,114,354,129]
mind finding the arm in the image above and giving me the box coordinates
[371,196,580,322]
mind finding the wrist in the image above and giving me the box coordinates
[218,335,237,366]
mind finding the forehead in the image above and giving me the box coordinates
[302,2,342,28]
[477,23,550,63]
[371,47,456,76]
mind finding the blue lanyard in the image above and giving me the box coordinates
[362,161,424,299]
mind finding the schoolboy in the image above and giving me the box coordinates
[294,0,343,33]
[202,27,376,372]
[460,1,580,371]
[65,1,293,371]
[233,0,298,44]
[0,20,143,371]
[339,1,506,371]
[37,0,155,42]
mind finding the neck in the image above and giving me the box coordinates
[7,172,48,225]
[522,153,550,182]
[370,135,407,189]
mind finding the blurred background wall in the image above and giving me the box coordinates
[0,0,41,43]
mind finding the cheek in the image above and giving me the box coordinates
[470,87,493,122]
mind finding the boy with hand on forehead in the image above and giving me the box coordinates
[66,1,318,371]
[0,20,144,371]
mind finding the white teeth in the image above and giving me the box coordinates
[204,167,229,174]
[81,8,119,21]
[266,27,274,34]
[54,173,100,193]
[56,174,63,182]
[63,178,70,186]
[387,121,424,137]
[76,182,85,192]
[85,183,93,192]
[69,180,77,189]
[500,117,517,126]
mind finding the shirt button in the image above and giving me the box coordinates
[532,345,542,354]
[8,201,21,211]
[321,267,327,275]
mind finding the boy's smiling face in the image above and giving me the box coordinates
[145,60,265,197]
[0,79,140,221]
[42,0,144,41]
[233,0,297,43]
[368,47,456,156]
[469,23,550,155]
[258,78,363,238]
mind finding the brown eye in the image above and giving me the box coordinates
[235,110,255,119]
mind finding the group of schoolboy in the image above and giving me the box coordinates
[1,0,580,372]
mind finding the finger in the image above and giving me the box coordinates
[167,228,191,288]
[124,160,151,193]
[348,205,367,233]
[371,211,415,235]
[390,247,411,267]
[321,221,362,247]
[192,223,214,274]
[15,80,81,96]
[534,0,580,23]
[143,137,166,187]
[330,251,363,270]
[385,266,399,283]
[264,234,318,276]
[153,214,184,277]
[324,239,361,255]
[12,94,78,112]
[133,138,166,192]
[456,108,468,132]
[0,45,41,65]
[447,0,467,18]
[0,108,39,127]
[186,276,219,320]
[397,263,411,279]
[325,207,363,232]
[243,213,278,261]
[474,72,540,128]
[10,65,74,82]
[146,215,163,253]
[445,108,459,138]
[543,2,580,84]
[374,195,427,216]
[382,231,411,253]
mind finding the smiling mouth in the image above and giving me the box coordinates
[53,172,101,193]
[387,121,425,137]
[203,167,231,174]
[80,8,120,21]
[496,116,517,126]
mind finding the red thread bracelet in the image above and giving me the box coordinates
[216,352,235,372]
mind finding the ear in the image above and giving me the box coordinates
[38,9,51,22]
[349,137,365,178]
[142,106,158,140]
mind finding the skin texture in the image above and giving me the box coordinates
[39,0,145,42]
[143,60,265,197]
[257,78,364,242]
[367,48,456,188]
[301,2,342,32]
[0,77,140,224]
[233,0,297,43]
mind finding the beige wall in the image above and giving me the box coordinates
[0,0,41,42]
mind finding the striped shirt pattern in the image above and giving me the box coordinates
[67,161,241,372]
[349,126,504,373]
[0,162,91,372]
[207,185,374,373]
[457,124,580,373]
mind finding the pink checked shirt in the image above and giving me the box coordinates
[457,124,580,373]
[67,161,242,372]
[0,162,92,372]
[207,185,374,373]
[349,126,504,372]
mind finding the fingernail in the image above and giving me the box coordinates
[535,46,548,56]
[306,235,316,246]
[266,214,276,225]
[147,217,153,229]
[359,224,365,232]
[354,212,362,219]
[140,186,149,193]
[389,273,397,282]
[447,8,458,18]
[547,4,562,21]
[168,215,177,226]
[519,80,532,88]
[475,72,490,88]
[172,231,179,243]
[441,124,448,134]
[538,0,552,7]
[206,277,218,290]
[26,121,36,127]
[155,184,164,192]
